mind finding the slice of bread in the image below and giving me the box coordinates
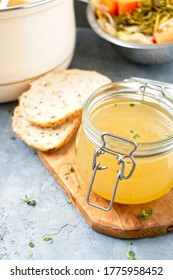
[12,106,81,152]
[19,69,111,127]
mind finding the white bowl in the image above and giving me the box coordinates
[0,0,76,103]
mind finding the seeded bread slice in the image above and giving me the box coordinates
[19,69,111,127]
[12,106,81,152]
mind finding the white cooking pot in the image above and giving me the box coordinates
[0,0,76,103]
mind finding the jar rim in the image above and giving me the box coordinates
[83,79,173,157]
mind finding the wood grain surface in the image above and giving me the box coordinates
[38,136,173,239]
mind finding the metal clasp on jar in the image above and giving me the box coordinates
[86,132,137,211]
[130,77,173,103]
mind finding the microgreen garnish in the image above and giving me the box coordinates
[126,250,136,260]
[28,242,35,248]
[43,236,53,244]
[69,165,75,172]
[0,234,3,241]
[128,241,133,245]
[113,103,117,106]
[129,103,135,107]
[26,200,37,206]
[129,130,134,133]
[140,209,153,220]
[28,250,33,257]
[64,164,75,179]
[67,199,72,204]
[21,195,37,206]
[10,136,16,140]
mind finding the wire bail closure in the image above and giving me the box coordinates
[86,132,137,211]
[130,77,173,103]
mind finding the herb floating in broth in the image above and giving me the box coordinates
[129,129,140,140]
[93,0,173,43]
[133,133,140,140]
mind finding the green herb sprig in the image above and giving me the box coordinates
[64,164,75,180]
[20,195,37,207]
[67,199,72,204]
[43,236,53,244]
[28,242,35,248]
[28,250,33,257]
[126,250,136,260]
[140,209,153,220]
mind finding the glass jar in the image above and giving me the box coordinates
[75,78,173,211]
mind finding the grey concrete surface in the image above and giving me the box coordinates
[74,0,90,28]
[0,28,173,260]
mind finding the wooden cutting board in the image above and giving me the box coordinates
[38,136,173,239]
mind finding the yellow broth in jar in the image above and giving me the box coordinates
[76,99,173,204]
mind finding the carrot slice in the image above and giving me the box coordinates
[99,0,118,15]
[117,0,138,15]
